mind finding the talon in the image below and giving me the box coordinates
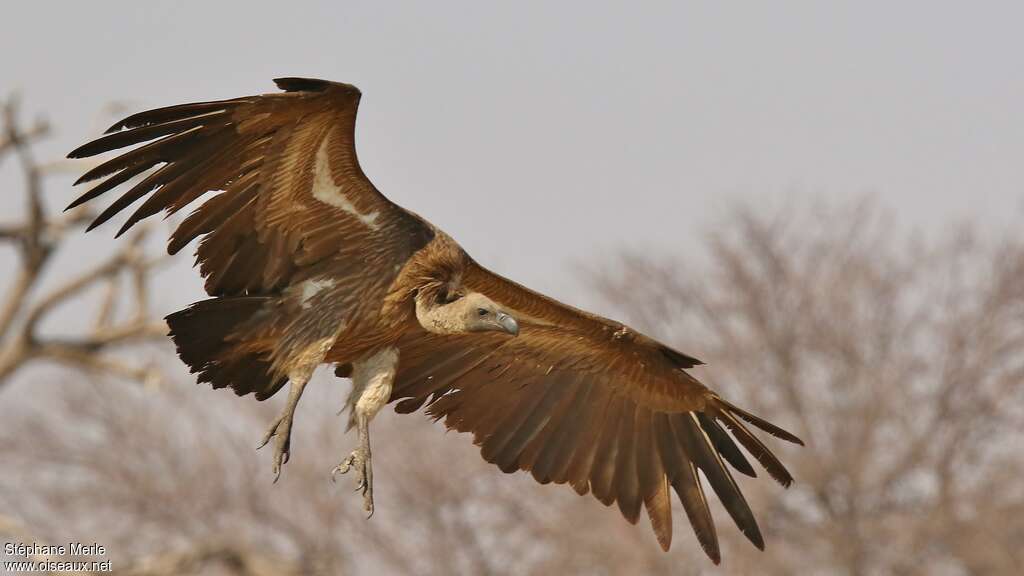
[333,453,358,479]
[332,444,373,516]
[257,415,282,450]
[258,376,310,481]
[334,408,377,518]
[259,411,294,482]
[363,478,374,517]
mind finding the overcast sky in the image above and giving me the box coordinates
[4,1,1023,317]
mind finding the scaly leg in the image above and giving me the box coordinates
[332,412,374,516]
[257,374,309,482]
[331,347,397,518]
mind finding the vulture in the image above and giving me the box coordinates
[67,77,802,563]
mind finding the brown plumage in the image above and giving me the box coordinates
[67,77,803,563]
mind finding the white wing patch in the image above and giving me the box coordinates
[311,135,381,230]
[299,277,336,308]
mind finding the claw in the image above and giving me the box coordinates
[258,412,293,483]
[256,419,277,450]
[256,377,310,482]
[331,454,355,482]
[332,445,374,517]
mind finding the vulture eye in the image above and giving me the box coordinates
[477,308,489,317]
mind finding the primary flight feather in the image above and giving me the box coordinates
[67,77,802,563]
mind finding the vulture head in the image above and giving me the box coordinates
[415,291,519,336]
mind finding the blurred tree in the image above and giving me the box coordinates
[0,97,166,386]
[590,200,1024,574]
[2,96,1021,574]
[0,97,312,575]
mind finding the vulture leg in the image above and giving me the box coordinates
[333,412,374,516]
[257,372,310,482]
[331,347,398,518]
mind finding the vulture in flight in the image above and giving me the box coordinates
[67,78,802,563]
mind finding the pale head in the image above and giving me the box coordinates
[415,291,519,336]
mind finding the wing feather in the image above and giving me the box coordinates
[717,396,805,444]
[387,262,802,560]
[635,411,668,546]
[170,179,259,253]
[711,405,795,487]
[70,112,231,158]
[68,78,434,297]
[478,375,559,468]
[66,161,153,211]
[587,393,626,505]
[697,412,757,478]
[561,384,613,494]
[644,474,674,552]
[518,376,585,483]
[102,98,245,133]
[71,126,203,188]
[674,413,764,550]
[491,378,570,473]
[530,377,597,484]
[614,405,642,523]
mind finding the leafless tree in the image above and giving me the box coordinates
[0,97,676,576]
[0,97,166,386]
[0,97,311,575]
[3,96,1022,574]
[590,199,1024,574]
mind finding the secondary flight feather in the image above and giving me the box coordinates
[67,78,802,563]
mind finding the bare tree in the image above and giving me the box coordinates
[0,97,166,385]
[0,98,312,575]
[0,96,667,576]
[591,199,1024,574]
[3,95,1022,574]
[0,96,659,576]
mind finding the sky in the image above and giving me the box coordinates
[3,1,1023,318]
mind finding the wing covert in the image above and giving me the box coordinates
[68,77,434,296]
[388,262,803,559]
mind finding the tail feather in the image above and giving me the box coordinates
[166,297,286,400]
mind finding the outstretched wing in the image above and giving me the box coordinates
[388,260,803,562]
[67,77,434,296]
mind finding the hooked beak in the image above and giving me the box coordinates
[497,312,519,336]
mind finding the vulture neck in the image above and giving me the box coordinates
[414,295,468,335]
[406,236,469,335]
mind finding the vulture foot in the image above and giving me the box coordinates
[332,416,374,517]
[257,412,293,482]
[256,375,310,482]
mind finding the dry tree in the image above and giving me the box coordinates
[591,199,1024,574]
[3,92,1021,574]
[0,97,167,386]
[0,97,311,576]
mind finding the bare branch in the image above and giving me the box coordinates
[0,97,167,389]
[590,199,1024,574]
